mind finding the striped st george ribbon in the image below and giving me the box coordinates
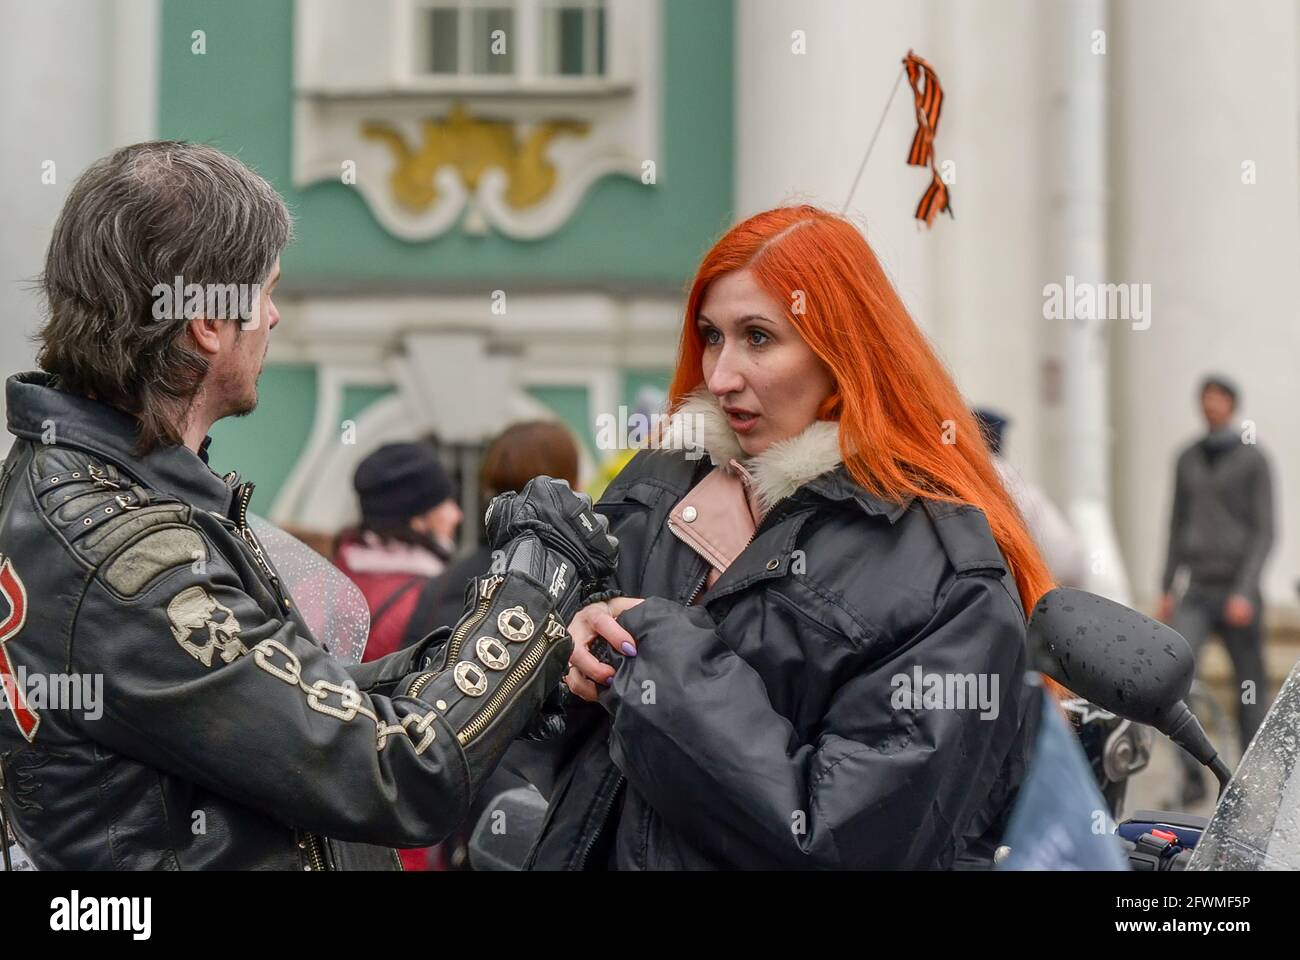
[903,50,954,227]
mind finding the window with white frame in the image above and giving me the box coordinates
[293,0,658,240]
[539,0,606,78]
[411,0,607,82]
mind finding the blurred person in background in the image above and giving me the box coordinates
[974,408,1086,588]
[335,442,462,664]
[334,441,466,871]
[1158,374,1275,806]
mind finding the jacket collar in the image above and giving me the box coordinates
[659,387,913,523]
[6,371,234,516]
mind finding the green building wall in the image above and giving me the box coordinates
[160,0,732,510]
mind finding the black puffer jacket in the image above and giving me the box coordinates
[527,396,1035,870]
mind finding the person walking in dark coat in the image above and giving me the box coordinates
[1158,375,1275,806]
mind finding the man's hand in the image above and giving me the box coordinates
[563,597,645,702]
[484,478,619,625]
[485,477,618,587]
[1224,593,1255,628]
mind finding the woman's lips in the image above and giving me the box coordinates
[726,411,759,433]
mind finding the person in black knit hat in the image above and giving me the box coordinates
[333,442,465,871]
[336,442,463,663]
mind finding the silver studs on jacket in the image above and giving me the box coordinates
[453,661,489,696]
[475,636,511,671]
[497,606,535,643]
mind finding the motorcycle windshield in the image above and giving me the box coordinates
[248,514,370,666]
[1189,660,1300,870]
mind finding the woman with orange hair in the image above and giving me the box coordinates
[526,205,1054,870]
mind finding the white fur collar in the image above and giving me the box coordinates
[656,388,843,514]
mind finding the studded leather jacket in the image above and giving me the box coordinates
[0,372,577,870]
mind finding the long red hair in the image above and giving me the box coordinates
[668,205,1055,618]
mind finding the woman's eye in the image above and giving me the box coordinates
[702,328,721,346]
[747,329,769,346]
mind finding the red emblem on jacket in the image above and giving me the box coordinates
[0,556,38,741]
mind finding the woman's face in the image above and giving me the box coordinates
[697,268,836,457]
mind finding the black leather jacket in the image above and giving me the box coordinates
[0,372,570,870]
[527,447,1034,869]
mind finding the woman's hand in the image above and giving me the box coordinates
[563,597,645,702]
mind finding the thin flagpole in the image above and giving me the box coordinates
[841,64,906,214]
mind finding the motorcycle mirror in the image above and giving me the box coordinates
[1028,587,1193,724]
[1028,587,1231,791]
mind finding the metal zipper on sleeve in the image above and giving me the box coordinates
[455,613,566,747]
[405,575,504,699]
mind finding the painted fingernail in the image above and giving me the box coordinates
[621,642,637,657]
[603,676,614,686]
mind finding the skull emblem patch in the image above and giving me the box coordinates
[167,586,249,667]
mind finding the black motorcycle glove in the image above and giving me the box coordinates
[484,477,618,624]
[399,479,620,776]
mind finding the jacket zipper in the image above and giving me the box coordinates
[405,575,503,699]
[666,518,712,606]
[302,832,328,871]
[233,482,280,589]
[683,569,708,607]
[668,513,770,607]
[455,613,566,746]
[573,769,626,870]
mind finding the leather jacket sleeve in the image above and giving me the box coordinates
[67,546,568,849]
[594,574,1028,869]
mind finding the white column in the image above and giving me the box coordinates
[0,0,158,456]
[735,0,933,327]
[735,0,1064,501]
[1059,0,1132,603]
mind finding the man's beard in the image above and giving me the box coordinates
[217,363,260,419]
[227,386,258,418]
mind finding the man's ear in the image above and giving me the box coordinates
[187,315,223,357]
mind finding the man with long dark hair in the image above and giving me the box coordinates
[0,141,616,870]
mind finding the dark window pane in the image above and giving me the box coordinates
[472,8,516,74]
[558,7,585,75]
[420,7,459,75]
